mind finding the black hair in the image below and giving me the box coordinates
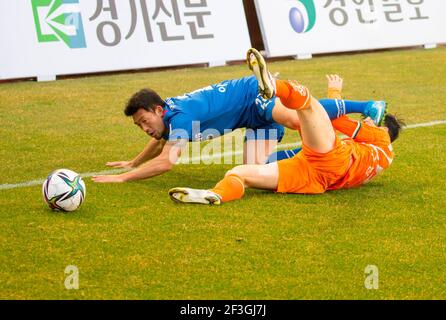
[124,88,165,116]
[383,113,405,142]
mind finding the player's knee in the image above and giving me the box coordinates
[243,156,267,165]
[225,166,246,178]
[287,117,301,130]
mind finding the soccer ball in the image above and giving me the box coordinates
[42,169,86,212]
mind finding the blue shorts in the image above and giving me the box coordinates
[244,95,285,142]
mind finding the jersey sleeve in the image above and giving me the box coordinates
[338,117,395,170]
[354,122,391,146]
[166,115,193,142]
[331,116,391,146]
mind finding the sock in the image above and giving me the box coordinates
[276,79,292,99]
[319,99,346,119]
[343,100,372,115]
[210,174,245,203]
[319,99,373,120]
[275,79,311,110]
[265,147,302,163]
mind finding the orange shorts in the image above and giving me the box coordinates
[276,137,352,194]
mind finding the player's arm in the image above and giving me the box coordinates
[332,116,391,145]
[106,138,166,169]
[92,141,185,183]
[119,141,182,181]
[325,74,390,145]
[128,138,166,167]
[326,74,343,99]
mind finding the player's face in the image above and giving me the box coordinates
[132,107,166,140]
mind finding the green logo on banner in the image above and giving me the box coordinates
[31,0,86,48]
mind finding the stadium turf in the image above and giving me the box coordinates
[1,47,445,299]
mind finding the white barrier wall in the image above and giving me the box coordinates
[254,0,446,58]
[0,0,251,80]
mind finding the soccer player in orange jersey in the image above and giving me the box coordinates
[168,49,404,205]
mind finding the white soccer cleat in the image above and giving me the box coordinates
[247,48,276,99]
[169,187,221,205]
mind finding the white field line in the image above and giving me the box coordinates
[1,120,445,191]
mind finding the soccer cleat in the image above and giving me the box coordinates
[365,101,387,126]
[247,48,276,99]
[168,187,221,205]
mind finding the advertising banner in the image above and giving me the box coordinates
[254,0,446,57]
[0,0,251,80]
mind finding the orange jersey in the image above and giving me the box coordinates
[329,138,394,190]
[277,117,394,194]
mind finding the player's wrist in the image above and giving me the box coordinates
[129,159,139,168]
[119,173,132,182]
[327,87,343,99]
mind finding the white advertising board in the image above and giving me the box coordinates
[254,0,446,57]
[0,0,251,80]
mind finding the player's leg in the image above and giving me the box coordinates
[268,97,335,163]
[273,81,356,192]
[271,95,386,128]
[287,89,336,154]
[224,162,279,190]
[169,162,279,204]
[243,116,284,164]
[265,147,302,163]
[271,99,301,130]
[244,126,282,164]
[247,47,340,152]
[267,98,387,163]
[270,73,335,152]
[248,48,387,128]
[319,99,387,126]
[246,53,381,162]
[243,139,277,164]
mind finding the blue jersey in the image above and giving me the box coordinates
[162,76,284,142]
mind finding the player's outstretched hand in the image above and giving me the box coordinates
[326,74,343,91]
[106,161,134,169]
[92,175,125,183]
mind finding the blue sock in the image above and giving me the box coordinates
[319,99,372,119]
[266,147,302,163]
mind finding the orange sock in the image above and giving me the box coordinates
[275,79,292,99]
[210,174,245,203]
[275,79,311,110]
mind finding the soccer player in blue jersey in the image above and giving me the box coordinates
[92,49,386,183]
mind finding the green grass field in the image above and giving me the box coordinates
[1,47,446,299]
